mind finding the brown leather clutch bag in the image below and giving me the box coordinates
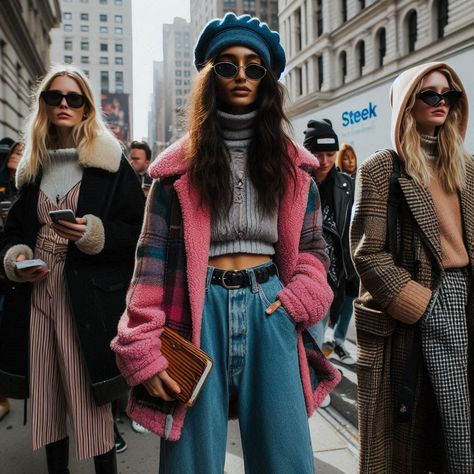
[159,326,214,407]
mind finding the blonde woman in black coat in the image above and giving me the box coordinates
[0,65,144,473]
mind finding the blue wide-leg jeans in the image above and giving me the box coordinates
[159,262,315,474]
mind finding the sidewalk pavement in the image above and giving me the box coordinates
[0,398,358,473]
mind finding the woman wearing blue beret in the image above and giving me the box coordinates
[112,12,340,473]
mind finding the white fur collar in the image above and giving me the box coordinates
[16,132,122,188]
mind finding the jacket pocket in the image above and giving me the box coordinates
[354,294,397,338]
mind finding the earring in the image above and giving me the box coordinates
[83,112,89,119]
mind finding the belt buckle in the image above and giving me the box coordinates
[221,270,240,290]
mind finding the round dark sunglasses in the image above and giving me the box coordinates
[213,62,267,81]
[40,90,86,108]
[416,89,462,107]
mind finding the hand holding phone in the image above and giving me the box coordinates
[15,255,49,283]
[49,209,76,224]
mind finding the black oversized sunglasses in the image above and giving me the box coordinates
[416,89,462,107]
[213,62,267,80]
[40,90,86,108]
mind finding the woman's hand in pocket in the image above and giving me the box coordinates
[143,370,181,401]
[265,299,282,315]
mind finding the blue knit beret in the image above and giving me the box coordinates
[194,12,286,79]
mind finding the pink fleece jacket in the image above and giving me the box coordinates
[112,137,340,440]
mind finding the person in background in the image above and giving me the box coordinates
[0,138,20,421]
[303,119,357,372]
[112,13,339,473]
[129,140,152,196]
[0,65,144,473]
[351,62,474,473]
[337,143,357,177]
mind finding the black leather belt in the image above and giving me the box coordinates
[211,263,278,289]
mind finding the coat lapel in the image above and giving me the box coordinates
[173,173,211,347]
[398,176,442,266]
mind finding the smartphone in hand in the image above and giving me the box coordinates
[15,259,48,270]
[49,209,76,224]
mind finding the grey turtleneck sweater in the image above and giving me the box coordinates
[209,110,278,257]
[40,149,83,203]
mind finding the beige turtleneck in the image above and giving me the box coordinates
[422,135,469,269]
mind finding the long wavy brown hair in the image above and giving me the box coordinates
[186,61,296,218]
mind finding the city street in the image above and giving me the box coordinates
[0,396,357,473]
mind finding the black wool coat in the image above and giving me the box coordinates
[0,135,145,405]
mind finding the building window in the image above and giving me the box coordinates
[114,27,123,34]
[437,0,449,39]
[295,8,302,51]
[340,50,347,84]
[357,40,365,77]
[176,79,182,85]
[64,24,73,32]
[341,0,347,23]
[316,0,323,36]
[64,40,72,51]
[100,0,108,4]
[359,0,366,9]
[81,56,89,64]
[115,71,124,83]
[175,61,182,67]
[100,26,108,33]
[176,70,182,77]
[100,57,109,64]
[115,15,123,23]
[176,99,183,107]
[176,90,182,96]
[115,57,123,65]
[100,43,108,52]
[407,10,417,52]
[115,43,123,52]
[184,70,191,77]
[64,12,72,20]
[377,28,386,68]
[80,25,89,32]
[101,71,109,92]
[317,55,324,90]
[83,70,89,77]
[81,41,89,51]
[64,55,73,64]
[115,0,123,4]
[100,14,108,22]
[80,13,89,21]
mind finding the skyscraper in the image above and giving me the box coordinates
[50,0,133,141]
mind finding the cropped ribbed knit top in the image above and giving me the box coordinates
[209,110,278,257]
[421,134,469,269]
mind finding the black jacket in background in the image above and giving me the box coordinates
[317,165,356,291]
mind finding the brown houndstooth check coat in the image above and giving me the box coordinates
[351,148,474,473]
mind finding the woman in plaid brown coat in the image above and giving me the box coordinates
[351,62,474,473]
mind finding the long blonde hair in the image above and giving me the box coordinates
[21,64,113,183]
[399,67,470,192]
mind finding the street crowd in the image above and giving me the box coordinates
[0,11,473,474]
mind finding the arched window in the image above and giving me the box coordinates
[407,10,417,53]
[437,0,449,39]
[377,28,386,68]
[356,40,365,77]
[341,0,347,23]
[340,51,347,85]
